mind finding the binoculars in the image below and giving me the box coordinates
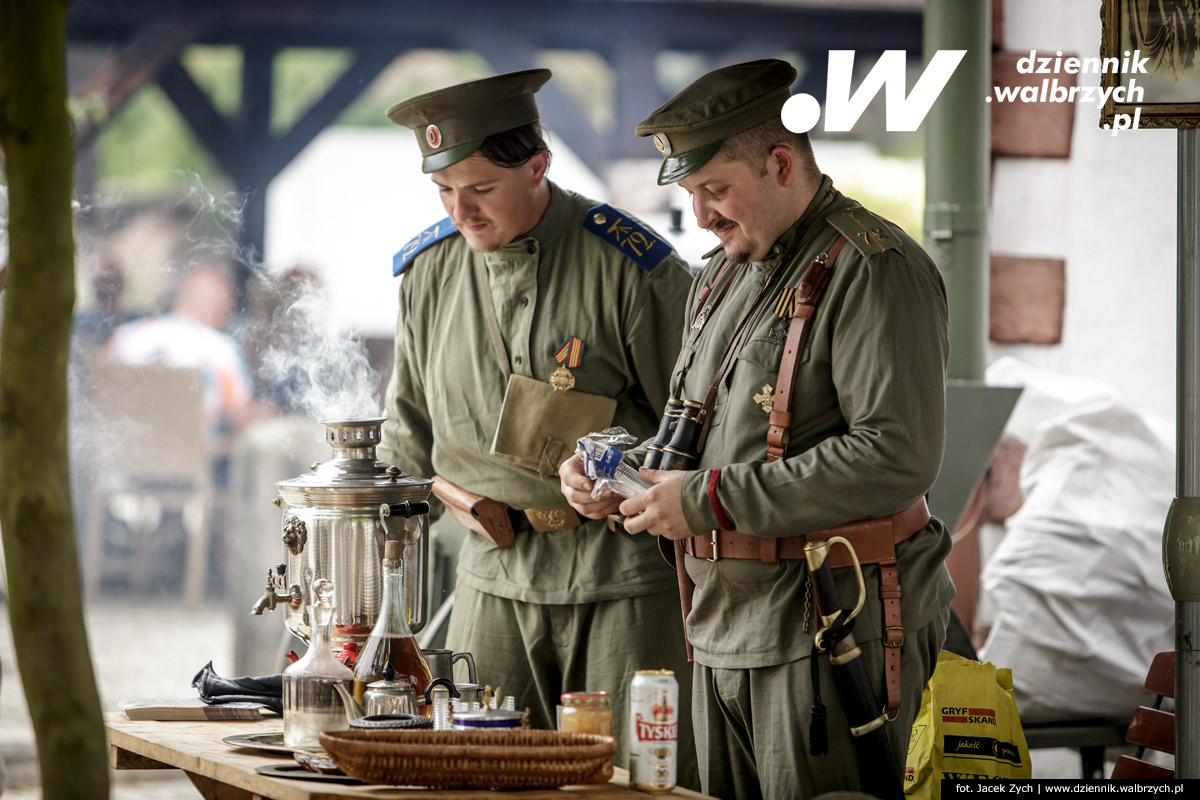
[644,398,704,471]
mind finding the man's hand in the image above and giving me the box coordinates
[619,468,694,540]
[559,453,623,519]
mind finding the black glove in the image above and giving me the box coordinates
[191,661,283,714]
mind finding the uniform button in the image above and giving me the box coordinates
[514,355,523,365]
[520,297,529,307]
[525,239,536,254]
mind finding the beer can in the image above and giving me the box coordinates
[629,669,678,793]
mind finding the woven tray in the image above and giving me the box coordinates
[318,728,617,789]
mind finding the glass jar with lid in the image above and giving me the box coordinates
[559,690,614,784]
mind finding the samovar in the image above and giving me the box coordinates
[250,418,433,660]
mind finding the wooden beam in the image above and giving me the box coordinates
[239,44,275,142]
[157,58,246,181]
[259,46,399,179]
[72,13,214,151]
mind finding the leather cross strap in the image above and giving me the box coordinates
[674,189,838,453]
[682,496,929,711]
[766,235,847,462]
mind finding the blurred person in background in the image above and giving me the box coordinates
[73,257,130,354]
[104,264,271,436]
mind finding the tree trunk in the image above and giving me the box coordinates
[0,1,111,797]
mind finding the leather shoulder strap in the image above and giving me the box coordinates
[766,235,848,462]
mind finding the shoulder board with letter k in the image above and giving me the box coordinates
[583,204,673,272]
[392,217,459,277]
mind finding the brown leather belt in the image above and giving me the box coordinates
[680,496,930,712]
[509,506,584,533]
[681,497,930,566]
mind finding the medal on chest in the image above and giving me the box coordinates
[551,335,585,393]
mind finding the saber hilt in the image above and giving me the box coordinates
[804,537,903,800]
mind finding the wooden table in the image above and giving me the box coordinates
[104,714,713,800]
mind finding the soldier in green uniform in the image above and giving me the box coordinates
[378,69,698,786]
[562,59,955,798]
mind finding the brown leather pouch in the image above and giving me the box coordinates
[431,475,515,549]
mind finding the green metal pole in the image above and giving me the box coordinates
[1165,127,1200,778]
[923,0,990,381]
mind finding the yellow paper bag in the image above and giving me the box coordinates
[905,651,1031,798]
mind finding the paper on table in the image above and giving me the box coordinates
[119,698,272,721]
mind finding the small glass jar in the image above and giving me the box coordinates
[559,691,614,784]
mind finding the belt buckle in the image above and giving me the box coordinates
[526,508,569,532]
[883,626,905,647]
[707,529,720,562]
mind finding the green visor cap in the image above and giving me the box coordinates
[386,68,551,173]
[635,59,798,185]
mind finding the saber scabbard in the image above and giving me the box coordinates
[805,537,903,800]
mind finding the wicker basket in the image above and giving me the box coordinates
[318,728,617,789]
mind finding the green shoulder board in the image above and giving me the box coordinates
[826,207,905,259]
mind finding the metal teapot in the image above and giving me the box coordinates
[333,676,457,721]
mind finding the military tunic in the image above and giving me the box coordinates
[379,182,698,785]
[648,176,956,797]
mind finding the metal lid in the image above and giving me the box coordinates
[561,690,611,707]
[276,419,432,508]
[452,709,525,728]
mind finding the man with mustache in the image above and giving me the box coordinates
[380,69,697,785]
[562,59,955,798]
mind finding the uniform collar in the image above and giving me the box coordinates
[523,181,569,246]
[771,174,836,258]
[484,181,568,264]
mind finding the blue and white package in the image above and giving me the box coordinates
[577,435,650,499]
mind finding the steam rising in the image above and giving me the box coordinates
[256,277,382,421]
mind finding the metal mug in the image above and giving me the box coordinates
[421,648,477,685]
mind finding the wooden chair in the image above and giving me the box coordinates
[1110,651,1175,779]
[81,362,213,607]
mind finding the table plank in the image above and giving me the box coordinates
[104,713,712,800]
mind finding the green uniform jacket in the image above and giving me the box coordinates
[379,182,695,605]
[657,177,956,668]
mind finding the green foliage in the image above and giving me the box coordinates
[95,84,229,196]
[273,48,353,132]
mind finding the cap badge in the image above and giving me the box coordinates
[653,133,672,156]
[425,124,442,149]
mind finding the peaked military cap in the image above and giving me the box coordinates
[636,59,798,185]
[386,68,551,173]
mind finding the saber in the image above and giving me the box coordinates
[804,536,903,800]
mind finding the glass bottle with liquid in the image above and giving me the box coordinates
[352,538,433,706]
[283,578,354,748]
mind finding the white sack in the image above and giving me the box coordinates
[978,366,1174,722]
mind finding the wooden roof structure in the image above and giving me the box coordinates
[66,0,924,271]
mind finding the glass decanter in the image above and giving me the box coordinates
[352,539,433,705]
[283,578,354,747]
